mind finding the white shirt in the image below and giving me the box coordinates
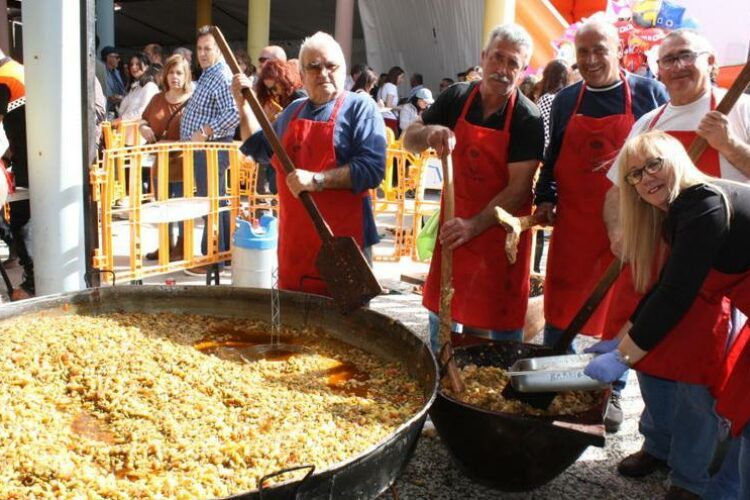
[399,102,419,132]
[377,82,399,119]
[118,81,160,121]
[608,88,750,184]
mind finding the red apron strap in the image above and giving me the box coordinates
[649,89,716,131]
[573,72,632,116]
[328,92,347,122]
[290,99,307,121]
[648,104,668,130]
[289,92,347,123]
[621,71,633,118]
[457,85,516,130]
[503,89,517,131]
[458,85,480,121]
[572,81,587,114]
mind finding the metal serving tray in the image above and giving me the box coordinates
[507,353,607,393]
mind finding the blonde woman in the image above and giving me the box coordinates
[139,54,193,261]
[583,131,750,499]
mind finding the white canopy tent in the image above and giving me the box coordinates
[359,0,485,95]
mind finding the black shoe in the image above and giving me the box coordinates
[617,450,669,478]
[19,276,35,296]
[664,485,701,500]
[20,263,35,295]
[604,392,623,433]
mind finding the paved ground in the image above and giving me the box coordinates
[368,290,667,500]
[0,227,669,499]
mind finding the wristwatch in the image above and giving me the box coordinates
[312,172,325,191]
[615,350,634,368]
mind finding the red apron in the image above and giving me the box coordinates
[270,93,365,296]
[701,269,750,435]
[423,86,531,332]
[605,91,729,385]
[544,75,634,336]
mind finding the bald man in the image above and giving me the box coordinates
[258,45,286,71]
[533,19,668,433]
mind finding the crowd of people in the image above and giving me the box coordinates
[397,21,748,500]
[18,19,749,500]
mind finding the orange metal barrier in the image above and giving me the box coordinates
[91,141,245,283]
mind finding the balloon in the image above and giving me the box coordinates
[630,27,668,51]
[655,0,686,29]
[632,0,663,27]
[681,17,700,30]
[607,0,632,19]
[614,19,637,49]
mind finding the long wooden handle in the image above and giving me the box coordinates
[552,258,622,354]
[439,154,464,393]
[687,58,750,161]
[210,26,333,242]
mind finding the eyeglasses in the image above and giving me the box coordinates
[303,61,340,74]
[657,50,708,69]
[625,157,664,185]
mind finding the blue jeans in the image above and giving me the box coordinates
[638,373,721,495]
[704,423,750,500]
[543,324,627,394]
[193,146,231,256]
[427,311,522,353]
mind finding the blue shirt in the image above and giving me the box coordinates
[240,91,386,247]
[180,61,239,141]
[535,73,668,204]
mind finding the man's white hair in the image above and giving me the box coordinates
[660,29,715,58]
[298,31,346,69]
[575,19,620,49]
[483,23,534,67]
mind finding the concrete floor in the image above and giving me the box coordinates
[0,220,669,499]
[368,290,667,500]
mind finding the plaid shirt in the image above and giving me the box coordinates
[537,92,555,153]
[180,60,239,140]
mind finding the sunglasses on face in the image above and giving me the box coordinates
[625,157,664,186]
[303,61,340,74]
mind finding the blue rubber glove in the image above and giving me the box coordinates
[584,338,621,354]
[584,352,629,383]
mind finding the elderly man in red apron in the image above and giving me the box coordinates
[233,32,386,296]
[401,23,544,353]
[533,19,668,434]
[600,30,750,497]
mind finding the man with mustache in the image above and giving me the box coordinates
[533,19,667,434]
[401,24,544,352]
[602,29,750,499]
[234,32,385,296]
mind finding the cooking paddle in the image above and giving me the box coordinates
[438,154,465,393]
[503,55,750,409]
[210,26,382,313]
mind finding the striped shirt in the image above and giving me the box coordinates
[180,60,239,140]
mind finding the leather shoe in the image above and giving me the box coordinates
[664,485,701,500]
[617,450,668,477]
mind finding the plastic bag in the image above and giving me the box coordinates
[416,209,440,261]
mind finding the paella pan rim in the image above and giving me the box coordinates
[0,285,439,500]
